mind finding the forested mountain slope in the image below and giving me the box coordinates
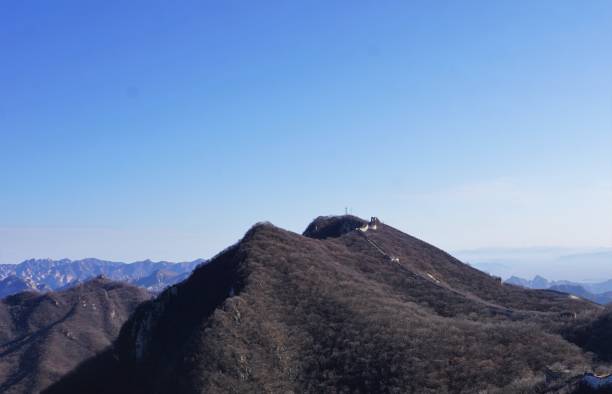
[0,278,149,393]
[46,216,604,394]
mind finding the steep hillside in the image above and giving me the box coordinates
[46,216,603,394]
[564,306,612,362]
[0,277,150,393]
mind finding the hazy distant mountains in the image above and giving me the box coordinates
[454,247,612,282]
[505,275,612,305]
[506,275,612,293]
[0,258,205,298]
[454,247,612,305]
[505,274,552,289]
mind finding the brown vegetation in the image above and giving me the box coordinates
[45,216,607,393]
[0,277,149,393]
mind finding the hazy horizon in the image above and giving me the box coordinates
[1,231,610,267]
[3,242,612,285]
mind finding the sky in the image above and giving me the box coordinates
[1,1,611,264]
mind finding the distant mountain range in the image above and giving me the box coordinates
[505,275,612,304]
[454,247,612,282]
[0,258,205,298]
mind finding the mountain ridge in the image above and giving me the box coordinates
[0,277,150,393]
[45,216,605,393]
[0,258,205,297]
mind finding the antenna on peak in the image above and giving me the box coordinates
[344,207,348,215]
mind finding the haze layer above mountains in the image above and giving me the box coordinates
[456,248,612,282]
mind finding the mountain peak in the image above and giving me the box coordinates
[302,215,372,239]
[44,217,602,394]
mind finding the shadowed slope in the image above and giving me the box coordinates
[564,306,612,363]
[0,278,150,394]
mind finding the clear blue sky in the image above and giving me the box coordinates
[1,1,611,263]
